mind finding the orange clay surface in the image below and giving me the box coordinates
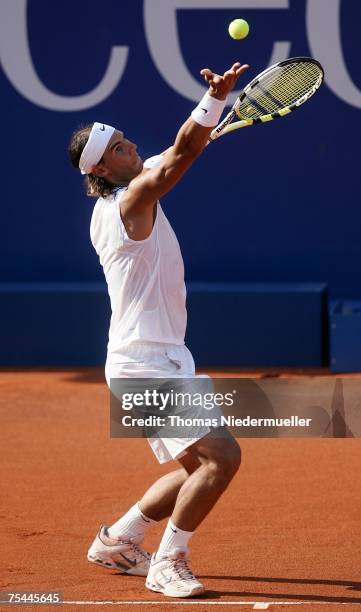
[1,368,360,612]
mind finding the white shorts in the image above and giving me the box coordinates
[105,342,222,464]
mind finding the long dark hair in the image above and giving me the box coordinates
[68,124,115,198]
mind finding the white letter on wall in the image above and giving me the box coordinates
[144,0,290,104]
[307,0,361,109]
[0,0,129,111]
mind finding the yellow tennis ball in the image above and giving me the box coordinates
[228,19,249,40]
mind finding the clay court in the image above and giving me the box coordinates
[1,368,360,611]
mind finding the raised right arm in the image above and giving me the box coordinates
[121,62,249,226]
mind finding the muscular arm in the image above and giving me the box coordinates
[123,118,213,210]
[121,62,248,239]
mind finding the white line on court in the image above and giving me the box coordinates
[62,601,361,608]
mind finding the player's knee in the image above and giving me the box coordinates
[220,437,241,478]
[206,438,241,484]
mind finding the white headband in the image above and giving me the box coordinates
[79,122,115,174]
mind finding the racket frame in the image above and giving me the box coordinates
[209,57,324,141]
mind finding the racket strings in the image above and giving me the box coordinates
[264,62,321,101]
[236,61,322,120]
[258,63,320,101]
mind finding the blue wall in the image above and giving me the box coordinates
[2,0,361,297]
[0,282,327,367]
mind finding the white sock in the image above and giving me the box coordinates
[107,502,156,540]
[157,519,193,558]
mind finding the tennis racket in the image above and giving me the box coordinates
[209,57,324,142]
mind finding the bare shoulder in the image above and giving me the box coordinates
[120,168,157,240]
[118,162,158,242]
[121,154,166,210]
[121,144,195,212]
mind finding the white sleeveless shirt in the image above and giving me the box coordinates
[90,160,187,363]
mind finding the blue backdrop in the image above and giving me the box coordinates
[2,0,361,297]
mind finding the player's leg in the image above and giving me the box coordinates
[146,429,241,597]
[171,429,241,530]
[87,453,200,574]
[106,452,200,536]
[137,453,201,521]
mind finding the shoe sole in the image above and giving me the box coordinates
[145,579,204,598]
[87,553,148,576]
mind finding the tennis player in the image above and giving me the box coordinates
[69,61,248,598]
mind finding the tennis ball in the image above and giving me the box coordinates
[228,19,249,40]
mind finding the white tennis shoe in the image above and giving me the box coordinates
[87,526,151,576]
[145,546,204,598]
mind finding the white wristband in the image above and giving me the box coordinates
[191,92,227,127]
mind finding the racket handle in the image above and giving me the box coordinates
[208,109,237,143]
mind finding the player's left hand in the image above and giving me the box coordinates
[200,62,249,100]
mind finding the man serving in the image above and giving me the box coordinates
[69,61,248,599]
